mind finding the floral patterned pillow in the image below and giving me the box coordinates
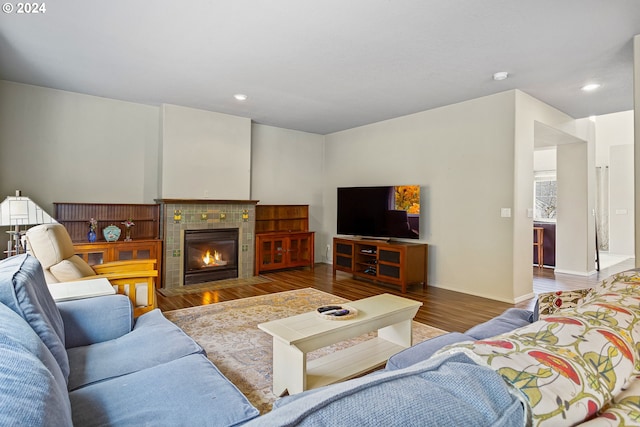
[537,288,594,317]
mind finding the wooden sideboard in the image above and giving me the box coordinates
[255,231,314,274]
[254,204,314,274]
[54,202,163,288]
[333,237,428,293]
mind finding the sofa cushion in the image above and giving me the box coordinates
[69,353,260,427]
[66,308,205,390]
[0,254,69,381]
[58,294,134,348]
[584,375,640,425]
[0,302,72,426]
[385,332,474,370]
[465,308,533,340]
[247,352,525,427]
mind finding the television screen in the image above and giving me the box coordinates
[337,185,420,239]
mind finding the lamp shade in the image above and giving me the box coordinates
[0,192,55,226]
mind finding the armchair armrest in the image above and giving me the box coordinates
[64,270,158,317]
[95,270,159,317]
[92,259,157,274]
[57,294,134,348]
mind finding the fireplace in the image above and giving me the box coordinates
[183,228,239,285]
[156,199,257,289]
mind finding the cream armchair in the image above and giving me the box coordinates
[25,223,157,317]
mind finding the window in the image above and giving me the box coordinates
[534,172,556,221]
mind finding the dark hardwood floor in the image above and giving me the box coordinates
[156,258,636,333]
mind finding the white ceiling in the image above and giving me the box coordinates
[1,1,639,135]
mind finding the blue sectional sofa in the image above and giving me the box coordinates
[7,250,640,426]
[0,254,260,426]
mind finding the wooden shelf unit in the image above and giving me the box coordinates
[53,203,163,288]
[332,237,428,293]
[255,204,314,274]
[54,203,160,242]
[255,205,309,234]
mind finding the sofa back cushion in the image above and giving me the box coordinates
[26,223,76,269]
[0,254,69,381]
[0,302,72,426]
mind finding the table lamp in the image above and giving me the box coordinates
[0,190,56,257]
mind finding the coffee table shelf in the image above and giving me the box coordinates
[306,337,405,390]
[259,293,422,395]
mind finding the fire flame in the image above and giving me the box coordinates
[202,250,222,266]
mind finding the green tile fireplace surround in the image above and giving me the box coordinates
[156,199,258,289]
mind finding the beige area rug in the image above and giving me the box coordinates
[158,275,272,296]
[164,288,447,414]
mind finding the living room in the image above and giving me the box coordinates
[2,4,640,308]
[0,86,638,303]
[3,2,640,425]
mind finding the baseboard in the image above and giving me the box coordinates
[514,292,535,304]
[553,268,598,277]
[430,283,519,304]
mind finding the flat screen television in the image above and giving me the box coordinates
[337,185,420,240]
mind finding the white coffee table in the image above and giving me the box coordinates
[258,293,422,395]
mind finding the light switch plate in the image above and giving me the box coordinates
[501,208,511,218]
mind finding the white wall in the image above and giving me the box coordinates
[595,111,634,167]
[0,81,160,210]
[324,91,518,302]
[595,111,635,255]
[555,140,594,274]
[610,144,635,255]
[250,124,325,260]
[161,104,251,199]
[533,148,557,171]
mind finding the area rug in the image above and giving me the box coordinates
[158,275,272,296]
[164,288,447,414]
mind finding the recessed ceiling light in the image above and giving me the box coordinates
[234,94,248,101]
[581,83,600,92]
[493,71,509,81]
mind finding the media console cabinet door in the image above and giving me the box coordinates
[333,239,354,274]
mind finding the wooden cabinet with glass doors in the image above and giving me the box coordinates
[255,231,314,273]
[254,204,314,274]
